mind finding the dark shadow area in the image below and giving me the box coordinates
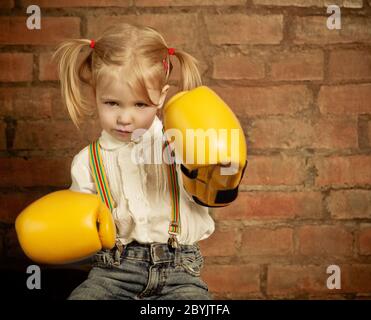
[0,258,90,300]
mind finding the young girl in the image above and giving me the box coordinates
[52,22,215,300]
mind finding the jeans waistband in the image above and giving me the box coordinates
[93,241,200,267]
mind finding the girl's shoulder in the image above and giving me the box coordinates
[70,145,97,193]
[71,145,90,168]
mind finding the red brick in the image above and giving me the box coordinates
[267,265,329,296]
[136,0,245,5]
[241,227,293,256]
[87,15,198,47]
[0,86,88,121]
[369,121,371,147]
[313,117,358,149]
[13,120,100,150]
[0,87,57,120]
[0,157,71,187]
[328,190,371,219]
[329,49,371,81]
[294,16,371,44]
[212,85,312,117]
[202,265,260,293]
[212,54,265,80]
[341,265,371,293]
[314,155,371,187]
[268,264,371,296]
[0,53,33,82]
[0,122,6,150]
[0,17,80,45]
[21,0,132,6]
[254,0,362,7]
[308,294,350,299]
[241,155,306,186]
[250,117,357,149]
[298,225,353,257]
[355,295,371,300]
[0,191,47,224]
[0,0,14,8]
[39,52,58,81]
[205,14,283,45]
[359,224,371,255]
[270,50,324,81]
[0,89,13,118]
[213,191,323,220]
[0,87,70,120]
[318,84,371,115]
[199,228,239,257]
[251,118,309,149]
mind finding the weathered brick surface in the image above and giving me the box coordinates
[1,1,370,300]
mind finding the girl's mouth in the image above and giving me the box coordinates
[115,129,132,136]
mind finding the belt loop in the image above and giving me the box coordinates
[174,244,182,266]
[116,240,124,255]
[113,250,120,266]
[113,240,124,266]
[102,249,114,267]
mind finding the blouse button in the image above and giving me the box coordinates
[137,217,147,224]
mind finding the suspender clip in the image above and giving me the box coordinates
[168,234,179,249]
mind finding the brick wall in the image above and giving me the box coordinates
[0,0,370,299]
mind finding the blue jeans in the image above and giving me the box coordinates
[68,241,212,300]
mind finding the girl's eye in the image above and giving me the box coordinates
[104,101,148,108]
[105,101,119,107]
[135,102,148,108]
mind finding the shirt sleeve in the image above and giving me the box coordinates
[69,146,97,194]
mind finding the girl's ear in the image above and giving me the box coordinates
[156,84,170,109]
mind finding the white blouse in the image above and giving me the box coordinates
[69,116,215,245]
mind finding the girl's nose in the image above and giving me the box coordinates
[117,111,132,126]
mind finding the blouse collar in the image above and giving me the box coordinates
[99,116,163,151]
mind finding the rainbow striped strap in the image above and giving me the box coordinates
[89,140,116,212]
[162,128,181,238]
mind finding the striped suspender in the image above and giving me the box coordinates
[88,131,181,248]
[89,141,116,212]
[162,128,181,248]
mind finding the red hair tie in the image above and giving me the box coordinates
[163,47,175,72]
[90,39,95,49]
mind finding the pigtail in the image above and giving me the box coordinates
[171,49,202,91]
[52,39,94,130]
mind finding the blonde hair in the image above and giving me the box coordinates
[52,22,202,129]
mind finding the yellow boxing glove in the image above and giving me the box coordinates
[15,190,116,264]
[163,86,247,207]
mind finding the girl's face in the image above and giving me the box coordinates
[95,66,169,142]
